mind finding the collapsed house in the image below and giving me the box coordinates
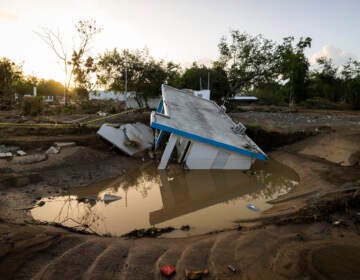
[151,85,267,170]
[97,122,154,156]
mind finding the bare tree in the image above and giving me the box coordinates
[36,19,101,105]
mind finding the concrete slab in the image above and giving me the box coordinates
[97,122,154,156]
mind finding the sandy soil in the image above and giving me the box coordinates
[0,108,359,279]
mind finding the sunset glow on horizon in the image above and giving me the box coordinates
[1,0,360,83]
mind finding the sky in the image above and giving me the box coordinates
[1,0,360,82]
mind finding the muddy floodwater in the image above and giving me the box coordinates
[31,159,299,237]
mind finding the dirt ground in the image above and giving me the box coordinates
[0,108,359,279]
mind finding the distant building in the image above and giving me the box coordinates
[89,90,127,102]
[89,90,159,109]
[230,96,258,103]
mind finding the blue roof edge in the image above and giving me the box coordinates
[150,116,267,161]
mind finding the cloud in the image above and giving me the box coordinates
[0,11,18,21]
[180,57,213,69]
[310,45,356,67]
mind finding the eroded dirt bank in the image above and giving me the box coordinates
[0,109,359,279]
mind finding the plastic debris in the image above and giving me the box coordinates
[46,146,60,154]
[246,203,259,212]
[103,194,122,202]
[54,142,76,148]
[16,150,27,156]
[227,265,237,273]
[0,152,12,158]
[160,264,176,277]
[185,268,209,279]
[97,111,108,117]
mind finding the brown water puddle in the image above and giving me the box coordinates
[31,159,299,237]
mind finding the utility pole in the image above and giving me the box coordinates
[125,57,128,96]
[207,72,210,90]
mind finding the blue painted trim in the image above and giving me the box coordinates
[151,121,267,161]
[156,99,164,113]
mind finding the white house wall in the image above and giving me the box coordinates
[184,141,253,170]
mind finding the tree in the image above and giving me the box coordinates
[0,57,23,109]
[308,57,342,103]
[180,62,208,90]
[14,75,38,96]
[341,58,360,109]
[218,31,278,95]
[37,79,65,97]
[276,36,312,104]
[97,48,168,107]
[37,19,101,104]
[179,62,229,103]
[165,62,182,88]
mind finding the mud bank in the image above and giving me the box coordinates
[0,109,359,279]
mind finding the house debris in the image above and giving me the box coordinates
[151,85,267,170]
[0,145,12,158]
[97,122,154,156]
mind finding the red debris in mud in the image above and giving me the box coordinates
[160,264,176,277]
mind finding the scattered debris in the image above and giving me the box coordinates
[46,146,60,154]
[184,268,209,279]
[16,150,27,156]
[0,152,12,158]
[332,219,347,226]
[38,201,46,207]
[160,264,176,277]
[103,194,122,203]
[227,265,237,273]
[54,142,76,148]
[122,226,175,238]
[246,203,260,212]
[0,145,13,158]
[13,154,47,164]
[148,150,155,159]
[97,111,108,117]
[97,122,154,156]
[181,225,190,231]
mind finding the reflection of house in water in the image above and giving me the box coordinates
[149,160,299,225]
[149,169,263,225]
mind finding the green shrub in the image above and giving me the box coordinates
[21,96,44,116]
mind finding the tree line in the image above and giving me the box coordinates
[1,21,360,110]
